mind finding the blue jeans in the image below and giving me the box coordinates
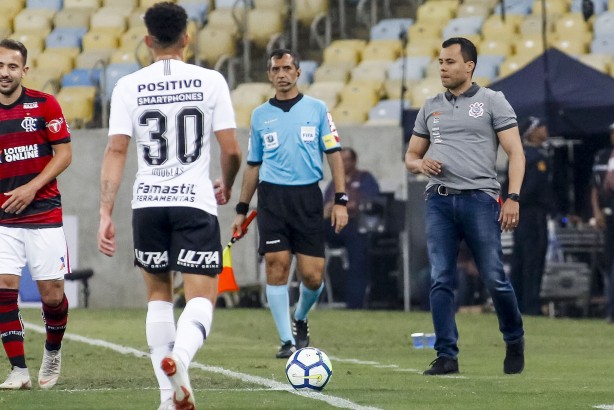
[425,190,524,358]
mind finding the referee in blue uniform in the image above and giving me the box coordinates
[232,49,348,358]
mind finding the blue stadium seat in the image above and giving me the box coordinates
[297,60,318,85]
[366,99,409,126]
[571,0,608,14]
[594,12,614,39]
[475,54,505,79]
[443,16,484,38]
[62,68,102,87]
[27,0,63,12]
[370,18,414,40]
[494,0,533,15]
[178,1,209,25]
[103,62,140,98]
[591,37,614,54]
[388,56,432,81]
[46,27,88,49]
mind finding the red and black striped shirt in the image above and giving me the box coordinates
[0,87,71,228]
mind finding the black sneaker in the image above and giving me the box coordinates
[423,356,459,376]
[275,341,296,359]
[504,338,525,374]
[292,318,310,349]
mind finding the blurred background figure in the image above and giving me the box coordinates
[324,147,380,309]
[510,116,553,316]
[591,123,614,323]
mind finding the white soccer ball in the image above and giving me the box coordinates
[285,347,333,391]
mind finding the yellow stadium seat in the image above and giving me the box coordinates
[90,9,127,33]
[119,26,147,49]
[472,76,492,86]
[295,0,328,26]
[577,53,611,73]
[6,0,24,19]
[53,8,92,28]
[234,105,253,128]
[140,0,174,8]
[313,63,352,83]
[384,78,419,100]
[499,54,534,77]
[82,31,119,51]
[103,0,138,8]
[350,60,391,93]
[416,1,456,24]
[323,45,361,67]
[128,8,146,27]
[110,49,138,64]
[22,69,60,93]
[410,77,444,109]
[457,3,491,18]
[231,82,273,111]
[482,14,522,37]
[0,15,12,31]
[479,38,514,56]
[14,9,54,35]
[75,49,113,69]
[338,81,379,111]
[406,40,441,58]
[195,27,236,67]
[331,103,369,126]
[408,22,443,41]
[515,35,546,59]
[64,0,100,10]
[0,28,11,41]
[520,15,555,36]
[9,32,45,62]
[465,0,498,7]
[555,12,589,35]
[361,40,402,61]
[305,81,345,109]
[56,86,97,128]
[254,0,289,18]
[551,37,588,55]
[35,51,74,77]
[246,9,284,49]
[206,9,240,39]
[531,0,568,17]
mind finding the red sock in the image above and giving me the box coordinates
[0,289,26,368]
[42,294,69,351]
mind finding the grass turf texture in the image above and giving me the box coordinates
[0,308,612,409]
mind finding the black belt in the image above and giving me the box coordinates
[427,185,477,196]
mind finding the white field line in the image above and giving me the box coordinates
[330,356,467,379]
[24,322,381,410]
[593,406,614,409]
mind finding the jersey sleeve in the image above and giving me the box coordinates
[108,78,133,137]
[211,73,237,131]
[320,109,341,153]
[44,94,71,143]
[247,112,263,164]
[491,91,517,132]
[412,105,430,138]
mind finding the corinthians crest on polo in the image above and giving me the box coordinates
[468,102,484,118]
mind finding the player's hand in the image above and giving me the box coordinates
[499,199,519,232]
[232,213,247,238]
[97,214,116,257]
[2,185,37,214]
[214,178,231,205]
[331,204,349,234]
[594,211,606,230]
[420,158,442,176]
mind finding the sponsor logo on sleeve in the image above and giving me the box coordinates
[47,118,65,133]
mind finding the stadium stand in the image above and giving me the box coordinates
[369,18,414,40]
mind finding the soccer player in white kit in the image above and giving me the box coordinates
[97,3,241,409]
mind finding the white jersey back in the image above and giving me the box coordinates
[108,59,236,215]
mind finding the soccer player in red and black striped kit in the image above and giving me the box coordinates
[0,39,72,390]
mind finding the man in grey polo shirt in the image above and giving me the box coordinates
[405,37,526,375]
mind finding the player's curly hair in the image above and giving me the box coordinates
[144,2,188,48]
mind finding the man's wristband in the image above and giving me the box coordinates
[235,202,249,215]
[334,193,349,206]
[508,193,520,202]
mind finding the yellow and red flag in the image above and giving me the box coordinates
[218,210,257,294]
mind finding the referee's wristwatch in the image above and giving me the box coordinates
[508,193,520,202]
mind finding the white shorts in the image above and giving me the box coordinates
[0,226,69,280]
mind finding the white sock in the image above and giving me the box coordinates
[173,297,213,370]
[146,301,176,403]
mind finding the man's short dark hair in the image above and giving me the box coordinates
[267,48,301,71]
[0,39,28,65]
[144,2,188,48]
[442,37,478,67]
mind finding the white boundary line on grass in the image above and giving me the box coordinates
[24,322,381,410]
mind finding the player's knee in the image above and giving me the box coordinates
[300,272,323,290]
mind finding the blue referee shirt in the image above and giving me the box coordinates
[247,94,341,186]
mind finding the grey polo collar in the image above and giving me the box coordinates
[445,83,480,101]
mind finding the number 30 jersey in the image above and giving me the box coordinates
[108,59,236,216]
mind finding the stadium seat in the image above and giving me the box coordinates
[62,68,101,87]
[493,0,532,15]
[304,81,345,109]
[295,0,328,26]
[82,31,120,51]
[27,0,62,12]
[443,16,485,38]
[410,77,444,108]
[479,38,514,56]
[591,37,614,54]
[472,76,492,86]
[206,8,240,39]
[338,81,380,112]
[405,40,441,58]
[6,0,24,19]
[53,8,92,29]
[388,56,432,81]
[482,14,521,38]
[103,0,138,7]
[594,12,614,39]
[551,37,588,55]
[366,99,408,126]
[178,0,210,25]
[416,2,456,24]
[577,53,611,73]
[128,8,146,28]
[499,53,535,77]
[22,69,60,93]
[408,22,443,41]
[195,27,236,67]
[520,15,555,36]
[46,27,88,52]
[64,0,100,10]
[350,60,391,92]
[473,57,499,81]
[361,40,402,61]
[90,9,127,33]
[254,0,289,18]
[323,40,366,66]
[457,3,491,18]
[35,51,75,77]
[103,62,140,98]
[0,28,11,42]
[297,60,318,85]
[515,35,546,59]
[384,78,418,100]
[75,49,113,69]
[119,26,146,50]
[570,0,608,14]
[531,0,568,17]
[9,32,45,63]
[246,8,284,49]
[424,59,442,78]
[476,54,505,75]
[554,13,589,38]
[215,0,244,8]
[57,86,97,128]
[370,18,414,40]
[109,49,139,64]
[331,103,369,126]
[14,8,54,35]
[313,63,352,83]
[231,82,273,108]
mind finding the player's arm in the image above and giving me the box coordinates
[214,128,242,205]
[1,142,72,215]
[498,126,525,231]
[326,150,348,233]
[405,135,439,176]
[98,134,130,257]
[232,163,260,236]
